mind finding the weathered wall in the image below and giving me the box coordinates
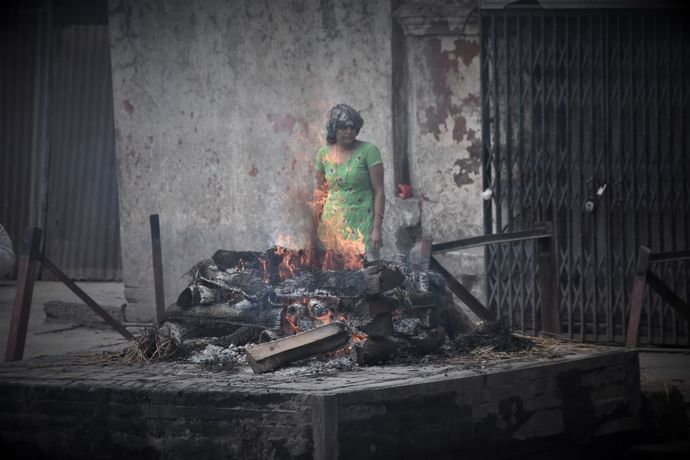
[395,1,486,301]
[108,0,394,319]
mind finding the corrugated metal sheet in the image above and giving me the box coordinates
[1,2,122,281]
[0,9,47,277]
[43,24,122,280]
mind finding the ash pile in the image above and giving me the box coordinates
[148,247,467,373]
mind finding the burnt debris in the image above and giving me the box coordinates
[123,246,532,373]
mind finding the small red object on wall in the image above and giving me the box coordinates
[397,184,412,199]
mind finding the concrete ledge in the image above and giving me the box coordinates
[0,349,641,459]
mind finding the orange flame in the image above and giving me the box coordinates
[284,315,300,335]
[259,256,269,283]
[351,332,368,343]
[316,310,335,324]
[315,309,348,325]
[274,235,322,280]
[312,199,365,270]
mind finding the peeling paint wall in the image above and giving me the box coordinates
[399,0,486,301]
[108,0,393,319]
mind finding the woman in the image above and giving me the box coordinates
[314,104,385,260]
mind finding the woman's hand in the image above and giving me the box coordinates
[371,227,383,249]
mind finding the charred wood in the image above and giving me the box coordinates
[274,266,405,299]
[181,259,270,301]
[354,296,399,315]
[245,322,350,373]
[165,300,282,331]
[212,250,265,271]
[359,313,394,338]
[393,316,420,336]
[212,325,269,347]
[404,305,440,329]
[176,283,238,308]
[350,336,398,365]
[405,326,447,355]
[177,326,269,354]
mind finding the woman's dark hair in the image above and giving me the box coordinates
[325,104,364,144]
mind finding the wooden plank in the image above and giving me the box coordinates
[429,256,493,322]
[245,322,350,373]
[538,231,561,334]
[41,255,134,341]
[646,270,690,324]
[5,228,42,362]
[150,214,166,324]
[431,226,550,254]
[625,246,651,348]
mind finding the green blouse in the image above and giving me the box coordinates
[315,141,382,252]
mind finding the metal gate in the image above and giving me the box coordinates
[480,9,690,345]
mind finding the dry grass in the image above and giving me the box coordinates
[437,321,603,366]
[120,327,177,364]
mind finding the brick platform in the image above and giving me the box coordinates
[0,348,641,459]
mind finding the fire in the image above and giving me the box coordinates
[351,331,368,343]
[273,235,320,280]
[275,245,299,280]
[283,314,300,335]
[257,257,268,283]
[315,309,347,325]
[311,199,365,270]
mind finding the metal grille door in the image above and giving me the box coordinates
[481,10,690,345]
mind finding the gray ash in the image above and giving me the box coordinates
[453,320,534,354]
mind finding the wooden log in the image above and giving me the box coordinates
[403,306,439,329]
[409,292,444,308]
[180,325,268,351]
[393,316,422,336]
[245,322,350,373]
[165,300,283,331]
[360,313,394,337]
[350,336,398,365]
[406,326,447,355]
[212,249,265,271]
[368,264,406,292]
[176,283,237,308]
[274,265,405,299]
[355,296,399,315]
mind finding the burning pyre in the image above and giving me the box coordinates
[135,244,458,373]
